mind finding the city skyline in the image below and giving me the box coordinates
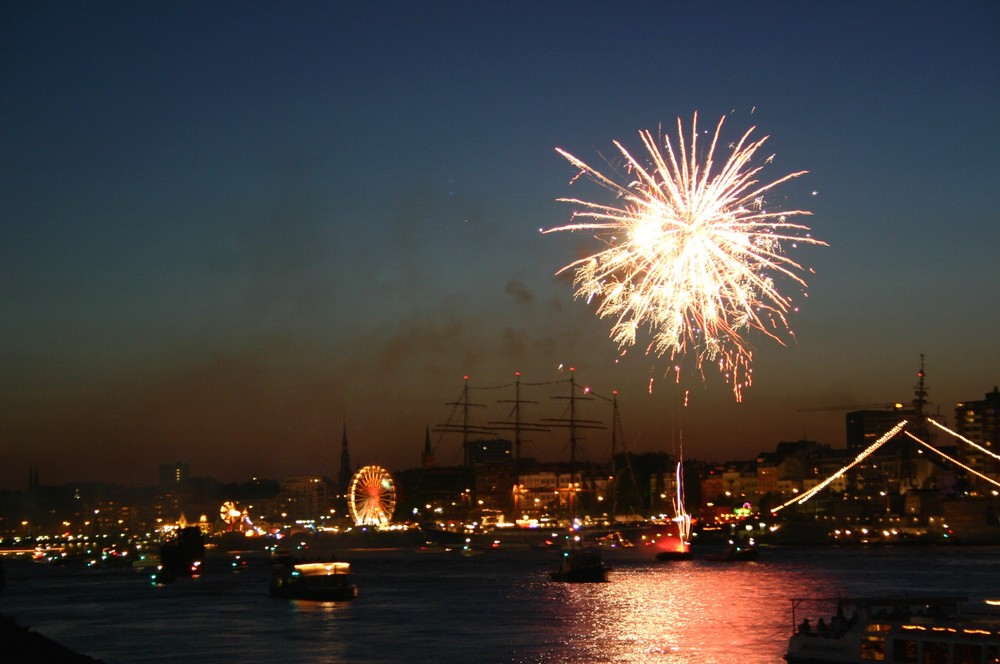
[3,3,999,490]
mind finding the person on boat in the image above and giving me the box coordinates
[817,617,828,633]
[831,608,848,635]
[798,618,811,635]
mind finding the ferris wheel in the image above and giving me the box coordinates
[348,465,396,527]
[220,501,242,529]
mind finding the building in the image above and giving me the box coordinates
[421,426,435,468]
[846,406,911,452]
[277,477,331,522]
[955,387,1000,491]
[158,462,190,486]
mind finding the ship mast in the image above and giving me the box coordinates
[544,367,604,520]
[609,390,620,522]
[901,354,932,489]
[433,376,494,496]
[911,353,930,439]
[489,371,549,514]
[491,372,549,471]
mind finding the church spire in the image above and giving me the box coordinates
[421,425,435,468]
[338,418,352,492]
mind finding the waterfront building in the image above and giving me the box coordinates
[846,406,912,452]
[648,468,681,512]
[512,465,608,521]
[954,387,1000,492]
[277,477,331,523]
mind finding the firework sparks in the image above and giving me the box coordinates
[544,113,826,401]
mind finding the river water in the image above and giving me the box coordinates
[1,545,998,663]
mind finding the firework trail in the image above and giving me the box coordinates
[544,113,826,401]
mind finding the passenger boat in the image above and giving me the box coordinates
[269,561,358,601]
[549,547,609,583]
[784,595,1000,663]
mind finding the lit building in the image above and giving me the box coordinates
[955,387,1000,491]
[158,462,189,486]
[846,406,911,452]
[278,477,330,522]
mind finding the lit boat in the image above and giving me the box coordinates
[151,526,205,584]
[697,537,759,562]
[784,596,1000,664]
[583,523,692,562]
[549,547,609,583]
[269,561,358,601]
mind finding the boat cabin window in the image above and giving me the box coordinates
[891,638,918,663]
[860,635,886,661]
[953,643,981,664]
[922,641,949,664]
[867,623,893,633]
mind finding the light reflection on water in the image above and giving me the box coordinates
[2,546,998,663]
[522,558,833,663]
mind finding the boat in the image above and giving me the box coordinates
[152,526,205,583]
[721,540,758,561]
[586,524,691,562]
[269,561,358,601]
[420,522,557,552]
[698,537,759,562]
[654,546,694,562]
[230,554,249,573]
[549,547,609,583]
[784,595,1000,663]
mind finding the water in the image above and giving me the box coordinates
[1,546,998,663]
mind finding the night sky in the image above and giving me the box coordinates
[3,3,998,491]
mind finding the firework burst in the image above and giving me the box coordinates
[545,112,826,401]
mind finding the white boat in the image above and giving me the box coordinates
[269,561,358,601]
[784,595,1000,664]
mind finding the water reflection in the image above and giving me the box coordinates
[289,598,354,614]
[532,558,842,663]
[3,547,998,663]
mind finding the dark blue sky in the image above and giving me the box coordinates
[2,2,998,489]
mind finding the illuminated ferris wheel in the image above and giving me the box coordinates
[348,465,396,527]
[220,501,243,530]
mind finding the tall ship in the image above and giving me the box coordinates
[419,371,692,560]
